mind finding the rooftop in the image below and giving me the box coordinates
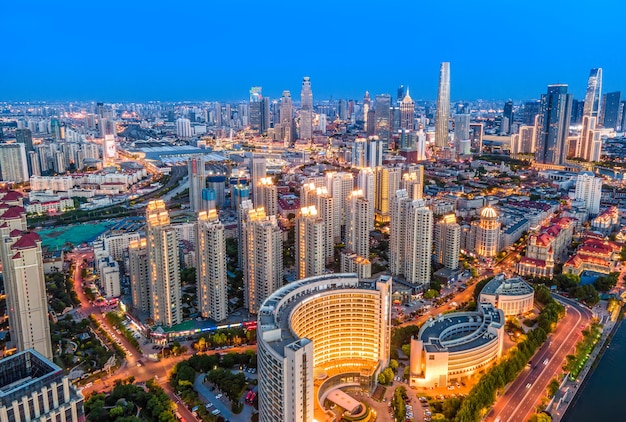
[480,273,534,297]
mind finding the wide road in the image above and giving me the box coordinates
[486,296,593,422]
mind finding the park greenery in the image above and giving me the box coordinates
[450,285,564,422]
[192,327,256,351]
[391,386,407,421]
[170,351,257,418]
[46,271,80,314]
[89,315,126,358]
[528,273,600,307]
[85,378,176,422]
[565,323,602,379]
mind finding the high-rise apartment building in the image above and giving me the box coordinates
[357,168,376,225]
[295,205,326,279]
[300,184,334,262]
[0,225,53,359]
[176,117,192,138]
[196,209,228,322]
[390,190,432,288]
[256,177,277,216]
[0,350,85,422]
[300,77,313,140]
[325,172,354,240]
[583,68,602,118]
[435,62,451,148]
[434,214,461,270]
[0,143,29,183]
[401,165,424,200]
[363,91,371,133]
[145,200,182,327]
[129,238,150,314]
[454,114,471,143]
[400,88,415,130]
[535,84,573,165]
[375,94,392,142]
[574,171,602,216]
[240,201,283,314]
[344,190,371,260]
[375,166,401,223]
[511,125,536,155]
[188,155,206,213]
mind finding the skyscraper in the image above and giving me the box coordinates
[434,214,461,270]
[502,100,514,134]
[325,172,354,241]
[435,62,451,148]
[454,114,471,144]
[583,68,602,118]
[601,91,622,130]
[0,143,28,183]
[401,165,424,200]
[400,88,415,130]
[340,190,373,279]
[196,209,228,322]
[249,86,263,132]
[279,91,293,145]
[357,168,376,226]
[374,94,392,142]
[145,200,182,327]
[188,155,206,213]
[363,91,371,133]
[577,115,602,162]
[260,96,271,134]
[535,84,573,165]
[240,201,283,314]
[300,77,313,140]
[295,205,326,279]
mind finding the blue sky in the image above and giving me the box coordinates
[1,0,625,102]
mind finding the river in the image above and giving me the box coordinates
[564,319,625,421]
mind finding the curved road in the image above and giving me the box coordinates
[486,296,593,422]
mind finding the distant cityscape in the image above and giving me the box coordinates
[0,62,624,422]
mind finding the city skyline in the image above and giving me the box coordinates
[2,0,626,102]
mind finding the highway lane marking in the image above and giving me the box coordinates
[506,305,582,422]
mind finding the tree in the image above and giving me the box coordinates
[389,359,399,370]
[528,413,552,422]
[547,378,560,398]
[401,344,411,357]
[424,289,439,299]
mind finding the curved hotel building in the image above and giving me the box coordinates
[409,303,504,388]
[257,273,392,422]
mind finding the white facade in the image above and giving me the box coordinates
[103,232,141,262]
[479,273,534,316]
[300,184,334,262]
[295,206,326,280]
[435,214,461,270]
[325,172,354,240]
[574,171,602,216]
[257,177,277,216]
[0,143,28,183]
[98,257,121,298]
[176,117,192,138]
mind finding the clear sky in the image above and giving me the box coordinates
[1,0,625,102]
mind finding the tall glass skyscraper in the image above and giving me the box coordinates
[300,76,313,140]
[375,94,392,142]
[583,68,602,118]
[435,62,451,148]
[535,84,573,165]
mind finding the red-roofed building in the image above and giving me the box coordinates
[563,238,621,276]
[517,217,575,279]
[591,207,619,235]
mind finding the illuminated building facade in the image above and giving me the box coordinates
[257,274,391,422]
[409,303,504,388]
[295,206,326,279]
[434,214,460,271]
[479,273,534,316]
[435,62,451,148]
[257,177,277,216]
[145,200,182,327]
[196,209,228,322]
[474,206,501,259]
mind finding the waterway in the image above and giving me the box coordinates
[565,319,625,421]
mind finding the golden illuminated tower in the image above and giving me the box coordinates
[145,200,182,327]
[196,209,228,322]
[475,206,501,259]
[295,206,326,279]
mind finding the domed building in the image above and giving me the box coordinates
[475,206,501,259]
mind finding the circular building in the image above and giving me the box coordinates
[479,273,534,316]
[257,273,392,422]
[475,206,501,259]
[409,303,504,388]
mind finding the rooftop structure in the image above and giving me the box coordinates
[479,273,534,316]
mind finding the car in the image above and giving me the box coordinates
[543,358,549,365]
[211,409,221,416]
[215,394,223,399]
[526,383,532,389]
[205,403,213,409]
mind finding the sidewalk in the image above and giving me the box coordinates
[547,309,619,420]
